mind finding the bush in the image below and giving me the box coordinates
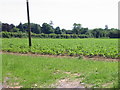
[1,32,89,39]
[2,32,27,38]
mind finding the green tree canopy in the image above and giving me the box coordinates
[41,23,54,34]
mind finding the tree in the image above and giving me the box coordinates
[49,20,53,26]
[34,24,41,34]
[81,28,88,34]
[2,23,15,32]
[61,29,66,34]
[9,24,15,30]
[16,23,25,32]
[108,30,120,38]
[91,28,103,38]
[72,23,82,34]
[66,30,73,34]
[105,25,108,30]
[22,23,28,32]
[31,23,41,34]
[11,27,20,32]
[85,30,94,38]
[41,23,54,34]
[55,27,61,34]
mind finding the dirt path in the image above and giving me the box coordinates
[50,71,86,88]
[1,51,119,62]
[55,78,85,88]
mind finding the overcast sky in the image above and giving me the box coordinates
[0,0,119,29]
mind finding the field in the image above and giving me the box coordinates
[1,38,119,88]
[2,38,119,58]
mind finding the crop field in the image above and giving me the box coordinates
[2,38,119,59]
[2,38,120,58]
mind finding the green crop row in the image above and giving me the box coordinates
[2,38,119,59]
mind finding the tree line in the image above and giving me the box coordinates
[1,22,120,38]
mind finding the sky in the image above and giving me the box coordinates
[0,0,119,30]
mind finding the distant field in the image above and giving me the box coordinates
[2,54,118,88]
[2,38,119,59]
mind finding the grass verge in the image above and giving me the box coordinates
[2,54,118,88]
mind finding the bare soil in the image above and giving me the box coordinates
[1,51,119,62]
[55,78,85,88]
[2,76,23,88]
[50,71,86,88]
